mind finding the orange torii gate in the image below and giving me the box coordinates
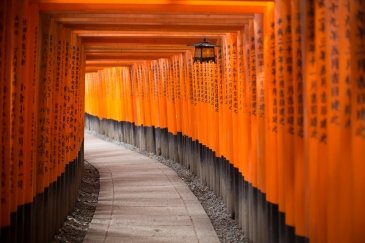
[1,0,365,243]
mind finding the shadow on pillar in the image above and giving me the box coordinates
[0,144,84,243]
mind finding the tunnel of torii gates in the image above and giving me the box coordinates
[0,0,365,242]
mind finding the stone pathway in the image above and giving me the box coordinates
[83,133,219,243]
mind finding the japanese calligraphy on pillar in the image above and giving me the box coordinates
[237,31,245,115]
[275,11,285,127]
[214,52,220,113]
[231,34,238,114]
[225,36,234,112]
[249,21,257,117]
[270,20,278,133]
[291,5,304,138]
[17,14,30,204]
[351,0,365,139]
[316,0,328,144]
[305,0,317,139]
[327,0,341,128]
[285,13,295,136]
[174,57,181,101]
[254,14,265,118]
[0,0,11,226]
[10,12,20,212]
[217,43,224,110]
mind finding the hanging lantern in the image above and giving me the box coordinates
[192,38,216,63]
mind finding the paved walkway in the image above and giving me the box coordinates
[83,133,219,243]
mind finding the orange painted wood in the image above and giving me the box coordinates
[0,0,11,228]
[350,0,365,241]
[1,1,364,242]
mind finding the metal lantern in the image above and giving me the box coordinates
[192,38,216,63]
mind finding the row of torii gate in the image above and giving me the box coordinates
[1,0,365,243]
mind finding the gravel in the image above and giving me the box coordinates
[88,131,247,243]
[52,161,100,243]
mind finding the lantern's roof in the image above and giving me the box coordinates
[191,39,216,47]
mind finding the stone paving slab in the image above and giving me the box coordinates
[83,133,219,243]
